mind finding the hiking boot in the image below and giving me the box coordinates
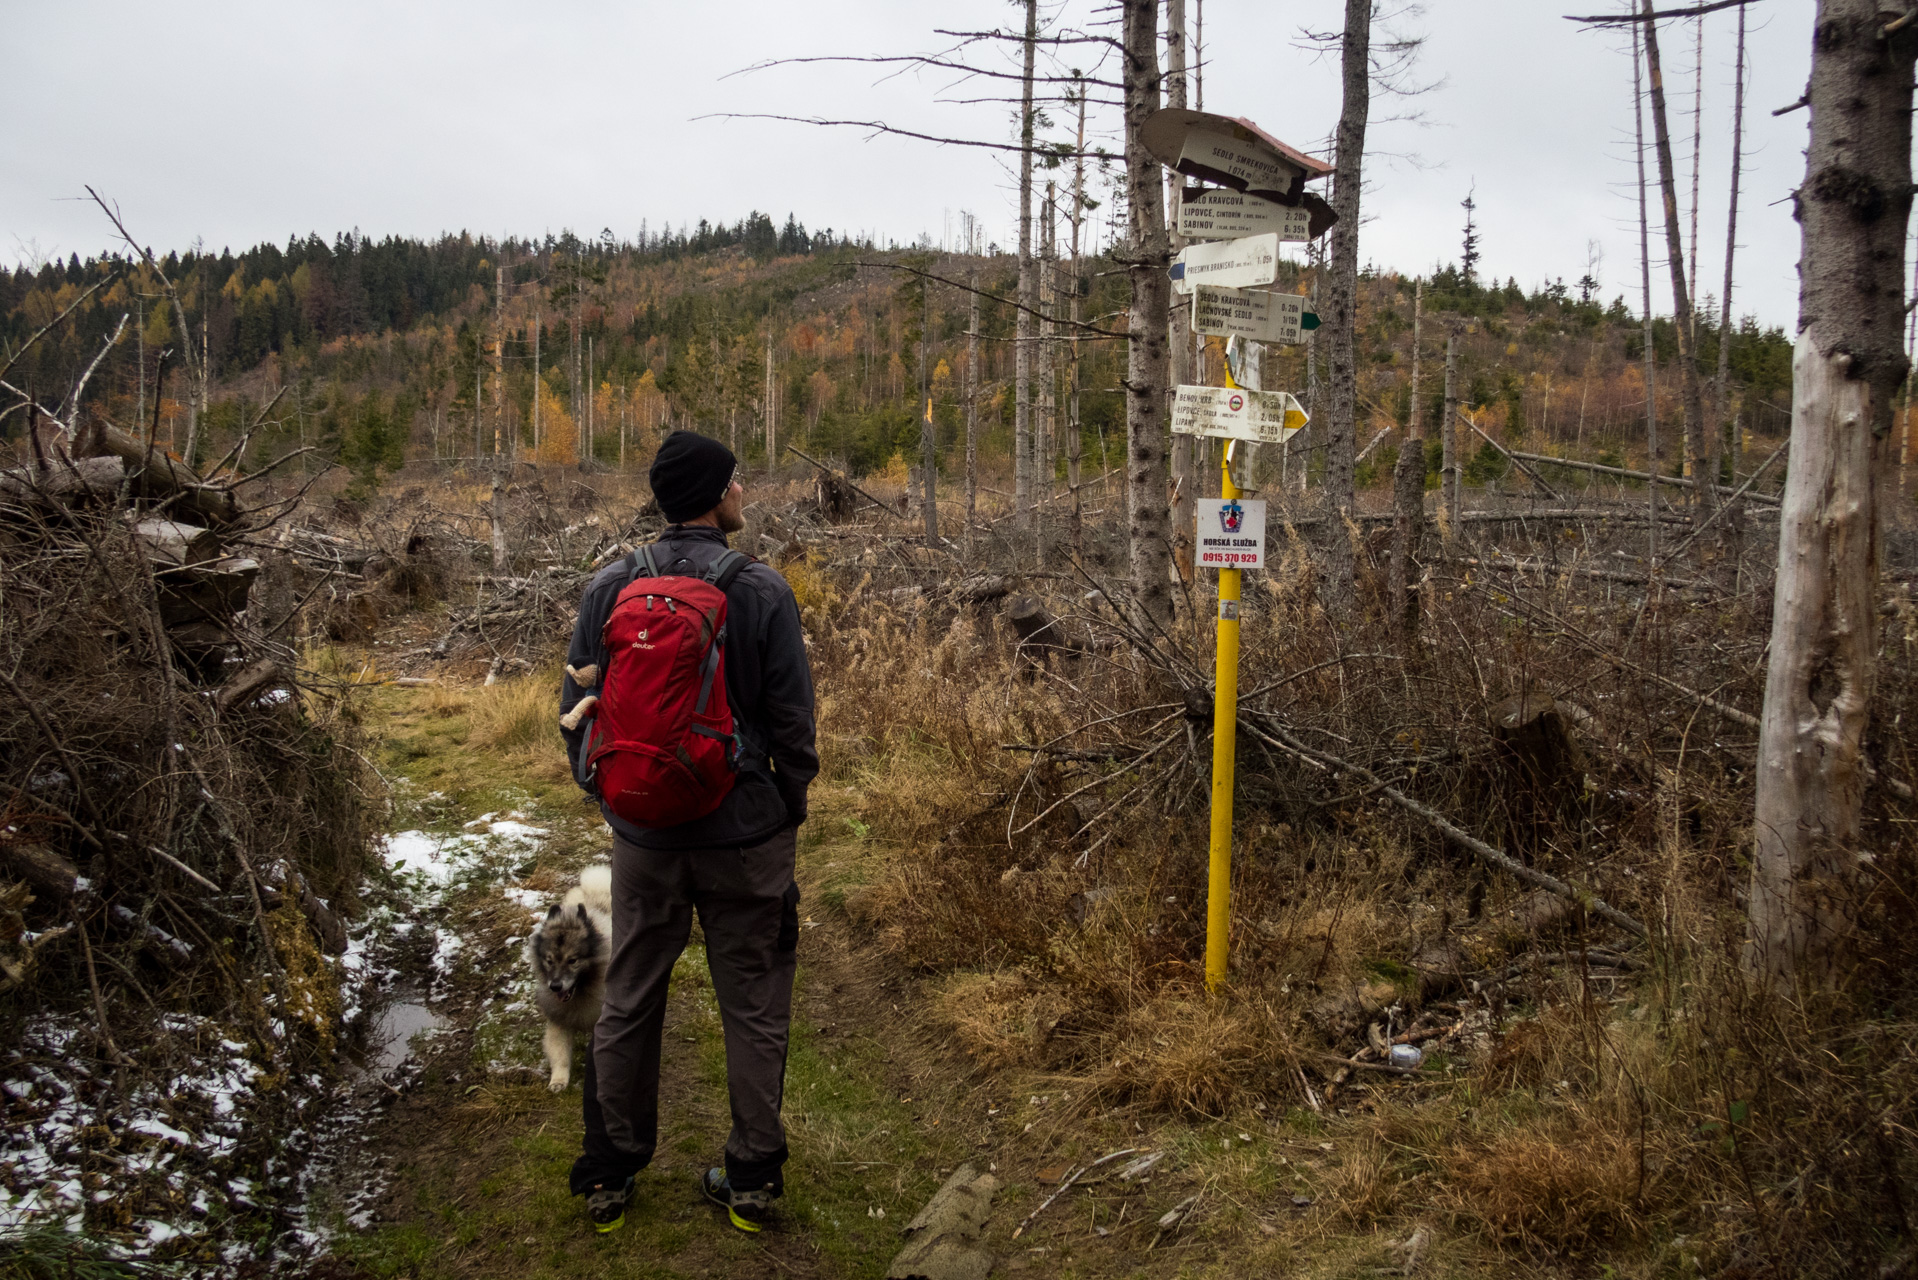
[701,1167,774,1233]
[586,1175,635,1234]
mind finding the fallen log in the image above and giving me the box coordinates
[1505,448,1781,506]
[133,518,221,566]
[0,455,131,509]
[85,424,239,526]
[0,842,80,899]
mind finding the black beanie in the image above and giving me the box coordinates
[649,431,737,524]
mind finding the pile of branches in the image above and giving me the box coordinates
[0,432,375,1243]
[430,484,667,663]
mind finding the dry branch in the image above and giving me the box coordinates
[1241,711,1648,936]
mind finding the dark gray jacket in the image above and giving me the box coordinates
[560,526,817,850]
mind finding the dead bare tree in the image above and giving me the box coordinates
[1440,329,1459,541]
[1121,0,1173,623]
[1750,0,1915,985]
[1016,0,1040,539]
[1321,0,1372,608]
[920,259,938,548]
[1388,279,1424,632]
[1637,0,1717,520]
[1710,3,1747,494]
[1165,0,1197,584]
[85,188,208,465]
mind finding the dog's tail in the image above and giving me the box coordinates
[577,863,613,916]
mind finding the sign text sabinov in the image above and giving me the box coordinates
[1171,385,1309,445]
[1195,496,1267,570]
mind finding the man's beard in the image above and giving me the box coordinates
[718,507,746,534]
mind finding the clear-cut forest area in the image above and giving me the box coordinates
[3,2,1916,1278]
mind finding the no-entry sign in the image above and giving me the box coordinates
[1196,497,1266,570]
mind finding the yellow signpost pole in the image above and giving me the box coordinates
[1204,435,1242,992]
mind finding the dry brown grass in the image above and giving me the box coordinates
[315,463,1918,1276]
[791,502,1918,1275]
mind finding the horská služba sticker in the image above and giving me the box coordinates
[1195,496,1266,570]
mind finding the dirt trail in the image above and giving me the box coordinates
[305,660,1387,1280]
[303,669,978,1280]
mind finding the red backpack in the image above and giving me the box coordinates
[580,544,752,828]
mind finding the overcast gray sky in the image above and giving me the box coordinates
[6,0,1815,328]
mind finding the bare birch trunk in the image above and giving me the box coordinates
[966,255,982,545]
[1711,6,1746,501]
[1165,0,1196,583]
[1389,280,1425,632]
[1640,1,1716,520]
[1069,89,1087,564]
[1122,0,1172,623]
[1441,331,1459,542]
[1634,23,1661,566]
[1750,1,1914,985]
[1323,0,1371,607]
[921,272,937,548]
[1039,186,1058,560]
[1014,0,1038,537]
[492,266,508,570]
[966,259,980,547]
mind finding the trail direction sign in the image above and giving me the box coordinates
[1142,109,1332,205]
[1170,385,1309,445]
[1178,190,1312,243]
[1195,497,1266,570]
[1170,233,1280,293]
[1193,286,1307,345]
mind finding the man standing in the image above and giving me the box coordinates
[560,431,816,1234]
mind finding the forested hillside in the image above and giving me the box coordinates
[0,214,1795,499]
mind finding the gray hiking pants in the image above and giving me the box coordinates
[576,827,799,1196]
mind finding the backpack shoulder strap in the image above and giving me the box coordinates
[704,549,752,591]
[634,543,662,580]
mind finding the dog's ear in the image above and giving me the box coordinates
[547,904,562,919]
[575,903,590,922]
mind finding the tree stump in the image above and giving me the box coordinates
[1488,693,1588,857]
[1005,595,1080,664]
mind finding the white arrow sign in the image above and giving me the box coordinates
[1171,232,1280,293]
[1192,286,1306,345]
[1170,385,1309,445]
[1178,191,1312,243]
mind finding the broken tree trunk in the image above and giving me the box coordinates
[1750,0,1915,986]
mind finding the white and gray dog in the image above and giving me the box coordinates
[525,864,613,1091]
